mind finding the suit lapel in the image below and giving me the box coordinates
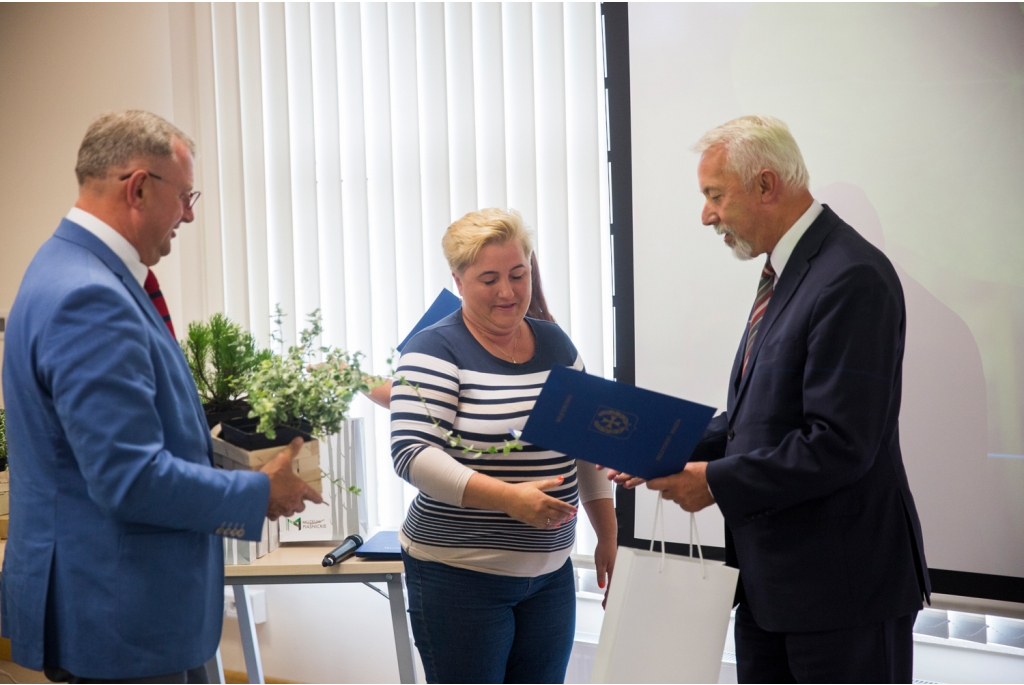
[55,220,169,336]
[731,208,838,414]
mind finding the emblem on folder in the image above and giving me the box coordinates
[590,406,638,439]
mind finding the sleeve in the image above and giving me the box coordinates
[706,263,903,521]
[575,457,613,503]
[390,349,476,506]
[39,284,269,540]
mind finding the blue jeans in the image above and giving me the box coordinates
[402,551,576,684]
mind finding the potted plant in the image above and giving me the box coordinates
[0,408,9,526]
[0,407,7,472]
[213,309,380,498]
[181,313,271,428]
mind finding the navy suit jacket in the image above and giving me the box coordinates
[1,220,270,678]
[703,206,930,633]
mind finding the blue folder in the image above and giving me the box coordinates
[520,366,717,480]
[397,288,462,352]
[354,530,402,560]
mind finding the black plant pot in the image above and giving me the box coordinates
[219,416,314,451]
[203,400,253,430]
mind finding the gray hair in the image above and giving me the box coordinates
[75,110,195,185]
[694,115,809,192]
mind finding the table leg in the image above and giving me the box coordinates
[234,585,265,684]
[386,573,417,684]
[204,648,225,684]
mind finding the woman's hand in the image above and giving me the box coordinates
[594,538,617,609]
[503,477,578,529]
[461,473,577,529]
[595,463,646,489]
[582,497,618,609]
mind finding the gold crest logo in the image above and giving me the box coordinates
[590,406,638,439]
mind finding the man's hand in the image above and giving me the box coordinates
[260,438,324,520]
[646,462,715,512]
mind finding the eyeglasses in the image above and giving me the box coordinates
[119,170,201,210]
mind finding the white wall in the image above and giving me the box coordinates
[0,2,213,407]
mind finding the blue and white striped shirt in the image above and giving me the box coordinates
[390,310,612,577]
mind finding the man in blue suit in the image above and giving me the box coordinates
[1,110,322,683]
[617,116,930,682]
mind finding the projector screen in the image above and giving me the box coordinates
[615,3,1024,589]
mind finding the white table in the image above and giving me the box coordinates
[221,544,414,684]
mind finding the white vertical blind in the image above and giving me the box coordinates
[211,4,249,329]
[236,3,271,346]
[193,2,226,321]
[259,2,297,346]
[333,3,385,522]
[388,3,426,335]
[309,2,347,350]
[501,3,538,237]
[284,4,322,333]
[471,2,507,209]
[194,1,612,536]
[415,3,452,297]
[445,3,478,219]
[532,3,572,328]
[564,3,603,374]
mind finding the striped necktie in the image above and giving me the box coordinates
[144,269,176,340]
[742,257,775,377]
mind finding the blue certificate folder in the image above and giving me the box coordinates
[396,288,462,352]
[354,531,402,560]
[520,366,717,480]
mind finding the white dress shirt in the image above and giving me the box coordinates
[768,199,823,283]
[66,206,148,287]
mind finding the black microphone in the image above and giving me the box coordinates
[322,534,364,567]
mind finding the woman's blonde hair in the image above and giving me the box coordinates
[442,208,534,274]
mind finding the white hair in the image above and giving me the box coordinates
[694,115,809,192]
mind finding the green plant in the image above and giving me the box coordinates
[181,314,271,413]
[0,408,7,464]
[246,309,381,441]
[247,309,382,497]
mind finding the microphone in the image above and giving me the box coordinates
[322,534,364,567]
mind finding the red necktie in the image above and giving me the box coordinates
[144,269,177,340]
[742,257,775,377]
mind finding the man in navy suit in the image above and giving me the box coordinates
[616,116,930,682]
[1,111,322,683]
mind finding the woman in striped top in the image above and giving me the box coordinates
[391,208,616,684]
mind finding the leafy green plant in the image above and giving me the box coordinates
[181,314,271,413]
[0,408,7,466]
[246,309,385,497]
[247,309,381,441]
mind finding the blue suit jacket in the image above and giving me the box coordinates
[1,220,270,678]
[703,206,930,633]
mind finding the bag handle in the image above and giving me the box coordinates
[648,495,707,579]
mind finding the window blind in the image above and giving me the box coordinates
[189,2,612,546]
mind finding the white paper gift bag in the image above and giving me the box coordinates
[592,509,739,684]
